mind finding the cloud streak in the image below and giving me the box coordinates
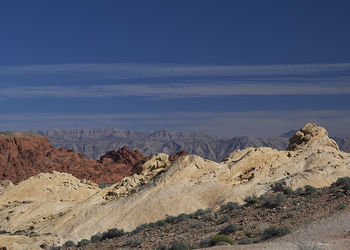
[0,82,349,99]
[1,63,350,79]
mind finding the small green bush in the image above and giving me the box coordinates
[293,187,303,195]
[175,213,189,223]
[244,195,259,205]
[62,240,75,247]
[337,203,346,210]
[49,246,62,250]
[199,238,214,248]
[219,224,238,235]
[284,211,296,218]
[77,239,90,247]
[126,237,142,247]
[262,226,291,240]
[169,241,190,250]
[221,202,239,210]
[90,233,103,242]
[28,226,35,231]
[238,238,253,245]
[190,209,205,218]
[131,223,148,234]
[165,215,177,224]
[211,234,234,245]
[103,228,125,239]
[335,177,350,191]
[282,187,293,195]
[304,185,317,195]
[262,193,285,208]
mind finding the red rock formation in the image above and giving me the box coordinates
[0,133,149,184]
[169,150,188,163]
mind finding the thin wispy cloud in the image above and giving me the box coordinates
[0,82,349,99]
[1,63,350,79]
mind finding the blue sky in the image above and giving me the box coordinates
[0,0,350,137]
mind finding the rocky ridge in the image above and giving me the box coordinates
[36,128,350,162]
[0,123,349,249]
[0,133,148,184]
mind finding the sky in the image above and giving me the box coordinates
[0,0,350,137]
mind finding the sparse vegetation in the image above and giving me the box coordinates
[126,237,142,247]
[219,224,238,235]
[77,239,90,247]
[244,195,259,205]
[262,193,285,208]
[282,187,294,195]
[262,226,291,240]
[238,238,253,245]
[211,234,234,245]
[62,240,75,247]
[169,241,190,250]
[304,185,318,195]
[90,233,103,242]
[221,202,239,210]
[102,228,125,239]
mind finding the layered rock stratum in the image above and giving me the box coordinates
[0,123,349,249]
[0,132,148,184]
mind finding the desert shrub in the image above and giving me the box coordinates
[211,234,234,245]
[293,187,303,195]
[244,195,259,205]
[126,237,142,247]
[282,187,293,195]
[90,233,103,242]
[103,228,125,239]
[189,220,203,228]
[77,239,90,247]
[131,223,148,234]
[304,185,317,195]
[165,215,177,224]
[156,244,167,250]
[245,231,253,237]
[238,238,253,245]
[221,202,240,211]
[284,211,296,218]
[169,241,190,250]
[262,226,291,240]
[154,219,167,227]
[199,238,214,248]
[190,209,206,218]
[335,177,350,191]
[62,240,75,247]
[262,193,285,208]
[219,215,230,224]
[49,246,62,250]
[0,230,8,234]
[175,213,189,223]
[39,243,47,249]
[337,203,346,210]
[219,224,238,235]
[28,225,35,231]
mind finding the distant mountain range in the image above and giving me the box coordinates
[36,128,350,162]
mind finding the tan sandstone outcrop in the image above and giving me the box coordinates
[0,123,349,249]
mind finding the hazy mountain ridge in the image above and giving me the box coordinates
[36,128,350,161]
